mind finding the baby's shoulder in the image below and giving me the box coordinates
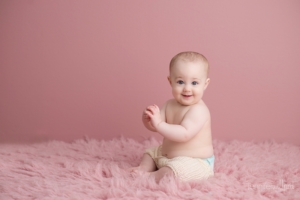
[188,101,210,115]
[164,99,176,107]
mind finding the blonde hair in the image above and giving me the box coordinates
[169,51,209,75]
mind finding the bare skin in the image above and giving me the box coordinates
[130,58,213,182]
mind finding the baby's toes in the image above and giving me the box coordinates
[127,167,141,178]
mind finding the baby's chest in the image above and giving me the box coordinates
[165,107,189,124]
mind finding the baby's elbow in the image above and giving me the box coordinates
[180,128,199,142]
[179,132,192,143]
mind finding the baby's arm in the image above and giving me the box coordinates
[147,105,208,142]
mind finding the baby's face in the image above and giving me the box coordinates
[168,60,210,106]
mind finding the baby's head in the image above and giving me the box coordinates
[168,51,210,105]
[169,51,209,77]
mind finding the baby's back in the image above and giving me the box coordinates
[161,99,214,159]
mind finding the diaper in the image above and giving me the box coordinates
[145,145,214,182]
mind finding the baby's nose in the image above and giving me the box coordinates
[183,84,191,91]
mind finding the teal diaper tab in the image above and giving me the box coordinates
[202,155,215,170]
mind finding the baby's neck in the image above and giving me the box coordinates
[175,99,203,107]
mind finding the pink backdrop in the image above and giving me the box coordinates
[1,0,300,144]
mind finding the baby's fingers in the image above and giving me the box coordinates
[143,112,150,119]
[145,110,153,118]
[146,106,155,112]
[150,105,160,113]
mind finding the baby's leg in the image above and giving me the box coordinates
[128,153,156,174]
[138,153,157,172]
[149,166,174,183]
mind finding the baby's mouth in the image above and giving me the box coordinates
[182,94,192,97]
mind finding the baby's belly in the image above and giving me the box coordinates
[161,140,214,159]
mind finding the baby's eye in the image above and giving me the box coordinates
[177,80,184,84]
[192,81,198,85]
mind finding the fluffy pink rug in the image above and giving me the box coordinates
[0,137,299,200]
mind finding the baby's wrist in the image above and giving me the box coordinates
[155,121,163,129]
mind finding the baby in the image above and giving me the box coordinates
[132,51,214,182]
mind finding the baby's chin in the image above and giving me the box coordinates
[177,101,198,106]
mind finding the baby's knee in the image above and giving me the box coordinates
[152,167,174,182]
[159,166,174,175]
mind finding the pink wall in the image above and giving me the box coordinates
[1,1,300,144]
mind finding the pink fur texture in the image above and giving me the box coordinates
[0,137,299,200]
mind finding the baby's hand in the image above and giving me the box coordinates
[142,109,151,123]
[145,104,162,128]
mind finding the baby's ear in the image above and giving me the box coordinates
[204,78,210,90]
[167,76,172,85]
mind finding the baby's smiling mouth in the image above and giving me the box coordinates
[182,94,192,97]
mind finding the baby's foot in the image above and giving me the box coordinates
[127,166,150,178]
